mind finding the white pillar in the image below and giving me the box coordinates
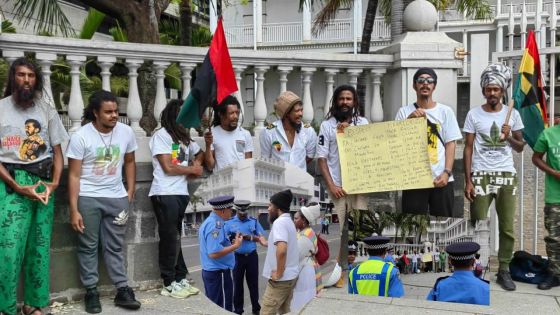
[125,59,145,136]
[497,0,502,15]
[253,66,269,133]
[324,69,339,118]
[303,0,312,42]
[233,65,247,124]
[98,56,116,92]
[347,69,361,89]
[496,25,504,53]
[371,69,385,122]
[2,50,24,65]
[154,61,170,127]
[278,66,293,93]
[36,53,57,108]
[521,2,528,47]
[180,63,196,100]
[255,0,263,43]
[508,4,515,51]
[209,0,218,34]
[462,30,468,76]
[301,67,316,123]
[67,55,86,133]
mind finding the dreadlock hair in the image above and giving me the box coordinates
[325,85,360,124]
[4,57,44,99]
[212,95,241,127]
[82,90,118,125]
[160,99,192,144]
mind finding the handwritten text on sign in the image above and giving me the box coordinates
[336,118,433,194]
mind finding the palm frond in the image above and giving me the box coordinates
[192,26,212,47]
[312,0,354,35]
[382,0,492,23]
[109,21,128,42]
[13,0,76,37]
[1,19,17,33]
[165,63,182,90]
[79,8,106,39]
[159,18,181,45]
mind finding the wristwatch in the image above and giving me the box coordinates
[443,169,452,176]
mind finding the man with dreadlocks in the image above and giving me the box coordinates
[0,57,68,315]
[396,68,462,218]
[260,91,317,171]
[464,64,525,291]
[204,95,253,171]
[317,85,368,288]
[149,99,206,299]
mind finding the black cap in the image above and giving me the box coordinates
[270,189,293,211]
[363,236,391,250]
[209,195,234,210]
[446,241,480,260]
[413,67,438,84]
[234,200,251,212]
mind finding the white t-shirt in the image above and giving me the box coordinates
[263,213,299,281]
[148,128,201,196]
[259,120,317,171]
[210,125,253,171]
[395,103,463,180]
[317,116,369,187]
[66,122,138,198]
[463,105,524,173]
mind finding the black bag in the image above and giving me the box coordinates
[509,250,550,284]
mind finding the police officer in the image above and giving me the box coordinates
[224,200,267,315]
[199,196,244,312]
[348,236,404,297]
[259,91,317,171]
[427,242,489,305]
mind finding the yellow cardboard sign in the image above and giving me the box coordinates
[336,118,433,194]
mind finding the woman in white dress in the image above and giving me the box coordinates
[290,203,323,311]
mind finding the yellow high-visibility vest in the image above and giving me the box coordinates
[349,258,393,296]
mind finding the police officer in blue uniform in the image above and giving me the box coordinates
[224,200,267,315]
[348,236,404,297]
[199,196,244,312]
[427,241,489,305]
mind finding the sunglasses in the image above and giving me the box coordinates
[415,77,436,84]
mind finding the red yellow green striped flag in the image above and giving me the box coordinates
[513,30,549,148]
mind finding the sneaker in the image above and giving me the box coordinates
[161,281,195,298]
[335,274,345,288]
[114,286,141,310]
[496,270,516,291]
[538,273,559,290]
[84,287,102,314]
[178,278,200,295]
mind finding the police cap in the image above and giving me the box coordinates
[446,241,480,260]
[234,199,251,212]
[209,195,234,210]
[363,236,390,250]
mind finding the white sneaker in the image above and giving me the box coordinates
[160,281,194,299]
[178,279,200,295]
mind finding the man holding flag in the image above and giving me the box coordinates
[463,63,526,291]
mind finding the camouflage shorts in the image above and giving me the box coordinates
[544,204,560,276]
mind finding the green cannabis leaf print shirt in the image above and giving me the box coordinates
[464,105,524,173]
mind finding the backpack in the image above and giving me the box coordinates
[315,233,330,266]
[509,250,550,284]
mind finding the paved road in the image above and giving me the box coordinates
[182,223,341,313]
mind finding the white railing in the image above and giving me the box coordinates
[499,1,559,15]
[263,22,303,43]
[313,19,352,42]
[224,24,253,46]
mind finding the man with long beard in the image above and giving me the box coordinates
[260,91,317,171]
[0,57,68,315]
[464,64,525,291]
[260,190,299,315]
[317,85,368,288]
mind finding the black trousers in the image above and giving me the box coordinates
[203,269,233,312]
[151,195,190,286]
[233,251,260,314]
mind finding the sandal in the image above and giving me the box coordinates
[20,305,45,315]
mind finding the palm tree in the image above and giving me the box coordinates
[189,194,204,224]
[411,214,430,244]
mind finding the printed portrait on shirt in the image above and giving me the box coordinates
[19,119,47,161]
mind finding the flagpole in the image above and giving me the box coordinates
[534,166,539,255]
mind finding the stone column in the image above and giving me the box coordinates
[233,65,247,123]
[324,68,339,118]
[255,0,263,43]
[154,61,170,127]
[277,66,293,93]
[180,63,196,100]
[36,53,57,108]
[508,4,515,51]
[462,30,468,76]
[125,59,145,136]
[303,0,312,42]
[2,50,24,65]
[67,55,86,133]
[301,67,316,123]
[370,69,385,122]
[496,25,504,53]
[347,69,362,89]
[254,66,269,133]
[98,56,116,92]
[209,0,218,33]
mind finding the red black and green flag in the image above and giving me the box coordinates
[513,30,549,148]
[176,17,238,129]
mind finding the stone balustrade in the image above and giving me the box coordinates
[0,33,392,146]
